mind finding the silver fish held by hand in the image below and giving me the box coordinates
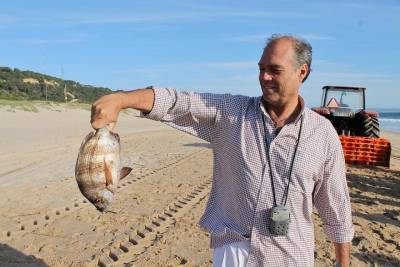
[75,128,132,212]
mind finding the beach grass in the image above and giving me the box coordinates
[0,99,90,112]
[0,99,41,112]
[0,98,134,115]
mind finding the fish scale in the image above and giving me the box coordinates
[75,128,132,212]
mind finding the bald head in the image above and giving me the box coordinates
[265,34,312,82]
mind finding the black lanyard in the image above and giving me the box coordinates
[261,114,304,207]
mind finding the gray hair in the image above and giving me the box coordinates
[265,34,312,82]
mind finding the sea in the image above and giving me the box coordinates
[376,108,400,133]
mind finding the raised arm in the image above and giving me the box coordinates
[91,88,154,130]
[92,87,243,143]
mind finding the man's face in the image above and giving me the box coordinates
[258,38,307,107]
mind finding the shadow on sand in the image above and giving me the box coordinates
[347,167,400,208]
[346,166,400,265]
[352,252,400,267]
[0,243,48,266]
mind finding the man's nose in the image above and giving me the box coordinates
[260,71,273,81]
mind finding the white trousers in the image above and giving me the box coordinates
[213,241,250,267]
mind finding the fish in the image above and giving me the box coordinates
[75,127,132,212]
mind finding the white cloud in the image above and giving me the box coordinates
[0,10,319,28]
[228,34,268,43]
[112,61,257,74]
[14,37,85,45]
[65,11,318,25]
[198,61,256,69]
[312,71,392,81]
[229,33,334,43]
[299,34,334,41]
[0,14,17,23]
[312,60,353,69]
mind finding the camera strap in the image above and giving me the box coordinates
[261,114,303,207]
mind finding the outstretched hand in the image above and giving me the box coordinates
[91,93,124,131]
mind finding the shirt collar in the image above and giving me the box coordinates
[259,96,305,126]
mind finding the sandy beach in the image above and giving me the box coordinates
[0,103,399,267]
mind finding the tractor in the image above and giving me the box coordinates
[312,86,379,137]
[312,86,391,167]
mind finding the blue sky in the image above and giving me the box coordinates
[1,0,399,108]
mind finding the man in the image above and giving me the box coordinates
[91,34,354,266]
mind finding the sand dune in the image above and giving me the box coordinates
[0,104,399,266]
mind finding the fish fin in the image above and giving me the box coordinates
[120,167,133,180]
[104,159,114,186]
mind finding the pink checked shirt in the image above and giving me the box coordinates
[143,87,354,266]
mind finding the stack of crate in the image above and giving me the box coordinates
[339,136,391,167]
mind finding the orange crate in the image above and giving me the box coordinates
[339,136,390,167]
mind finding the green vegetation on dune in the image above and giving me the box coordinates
[0,98,135,114]
[0,99,39,112]
[0,66,114,103]
[0,99,92,112]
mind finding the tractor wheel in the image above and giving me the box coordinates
[364,116,380,138]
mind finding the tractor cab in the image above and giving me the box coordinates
[321,86,365,118]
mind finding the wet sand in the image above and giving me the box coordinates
[0,104,399,266]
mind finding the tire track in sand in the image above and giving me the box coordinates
[95,179,212,267]
[2,148,209,244]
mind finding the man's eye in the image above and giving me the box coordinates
[271,69,281,74]
[259,68,281,75]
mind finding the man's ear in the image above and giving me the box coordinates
[299,64,309,83]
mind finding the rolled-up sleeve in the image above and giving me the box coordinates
[313,129,355,243]
[141,87,176,121]
[141,87,228,143]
